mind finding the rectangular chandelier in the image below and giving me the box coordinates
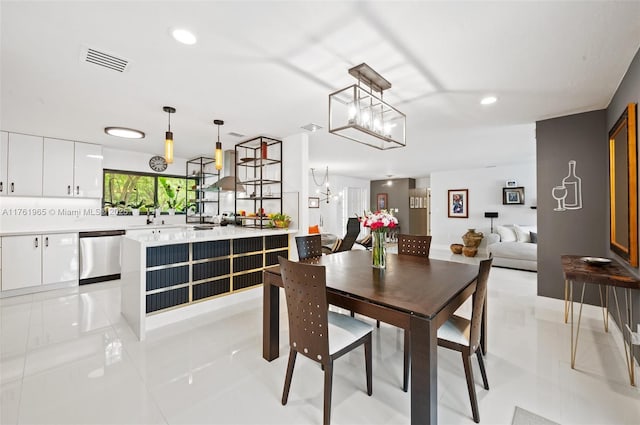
[329,63,406,150]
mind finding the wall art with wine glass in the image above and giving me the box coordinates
[551,160,583,211]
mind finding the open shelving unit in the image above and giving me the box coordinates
[186,156,220,224]
[234,137,282,229]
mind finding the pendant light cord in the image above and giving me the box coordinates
[311,167,329,187]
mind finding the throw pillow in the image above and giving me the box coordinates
[496,225,517,242]
[530,231,538,243]
[514,224,531,243]
[308,224,320,234]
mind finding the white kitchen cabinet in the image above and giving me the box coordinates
[7,133,43,196]
[1,235,42,290]
[0,132,7,195]
[42,233,78,284]
[42,139,102,198]
[43,138,75,197]
[74,142,103,198]
[1,233,79,292]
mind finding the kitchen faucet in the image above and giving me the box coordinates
[146,209,156,225]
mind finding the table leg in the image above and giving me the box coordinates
[599,285,609,332]
[626,288,635,386]
[564,279,569,323]
[611,287,635,386]
[262,280,280,361]
[570,282,586,369]
[410,315,437,425]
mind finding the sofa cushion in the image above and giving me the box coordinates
[530,231,538,243]
[496,225,517,242]
[514,225,531,243]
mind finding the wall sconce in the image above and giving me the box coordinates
[163,106,176,164]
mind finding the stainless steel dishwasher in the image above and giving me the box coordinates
[79,230,126,285]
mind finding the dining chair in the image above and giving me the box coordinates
[437,257,493,423]
[295,234,323,260]
[355,233,372,250]
[322,217,361,254]
[278,257,373,425]
[393,234,432,391]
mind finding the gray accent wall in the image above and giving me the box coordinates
[536,110,608,303]
[370,178,415,232]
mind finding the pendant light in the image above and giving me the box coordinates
[163,106,176,164]
[214,119,224,171]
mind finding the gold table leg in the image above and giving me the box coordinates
[564,279,569,323]
[570,281,586,369]
[599,285,609,332]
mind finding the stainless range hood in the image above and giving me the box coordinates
[211,150,246,192]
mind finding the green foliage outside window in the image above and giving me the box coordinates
[103,170,195,215]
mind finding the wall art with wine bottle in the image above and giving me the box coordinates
[551,160,583,212]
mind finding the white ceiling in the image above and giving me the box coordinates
[2,1,639,180]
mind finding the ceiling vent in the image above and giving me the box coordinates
[81,46,130,73]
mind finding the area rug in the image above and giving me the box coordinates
[512,406,560,425]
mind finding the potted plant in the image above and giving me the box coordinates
[269,212,291,228]
[128,200,145,216]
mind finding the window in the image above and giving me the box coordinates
[103,170,196,215]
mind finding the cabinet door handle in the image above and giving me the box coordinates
[45,237,49,247]
[35,237,38,248]
[67,185,71,195]
[76,185,80,195]
[11,182,14,192]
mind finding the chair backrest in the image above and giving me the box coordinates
[469,258,493,351]
[295,234,323,260]
[278,257,330,362]
[336,217,360,252]
[397,234,432,257]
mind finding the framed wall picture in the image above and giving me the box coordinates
[308,197,320,208]
[448,189,468,218]
[503,187,525,205]
[377,193,388,210]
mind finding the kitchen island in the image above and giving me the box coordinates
[121,226,295,340]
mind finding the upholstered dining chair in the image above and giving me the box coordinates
[393,234,433,391]
[278,257,373,425]
[295,234,323,260]
[437,257,493,423]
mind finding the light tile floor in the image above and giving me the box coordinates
[1,248,639,424]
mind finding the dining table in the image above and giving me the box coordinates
[262,250,481,425]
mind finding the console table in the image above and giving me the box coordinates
[561,254,640,386]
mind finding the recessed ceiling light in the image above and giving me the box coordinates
[171,28,197,45]
[104,127,145,139]
[480,96,497,105]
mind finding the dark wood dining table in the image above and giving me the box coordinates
[262,250,480,425]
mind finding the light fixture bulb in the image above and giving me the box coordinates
[104,127,145,139]
[481,96,497,105]
[172,28,197,45]
[215,142,223,171]
[165,132,174,164]
[163,106,176,164]
[213,119,224,171]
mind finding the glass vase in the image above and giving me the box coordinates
[372,231,386,269]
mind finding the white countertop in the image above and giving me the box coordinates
[0,223,194,237]
[123,226,297,247]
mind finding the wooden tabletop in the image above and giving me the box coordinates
[561,255,640,290]
[265,250,479,319]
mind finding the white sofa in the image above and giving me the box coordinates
[479,225,538,271]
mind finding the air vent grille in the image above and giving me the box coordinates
[82,47,130,72]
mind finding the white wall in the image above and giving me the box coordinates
[430,161,537,249]
[308,173,370,236]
